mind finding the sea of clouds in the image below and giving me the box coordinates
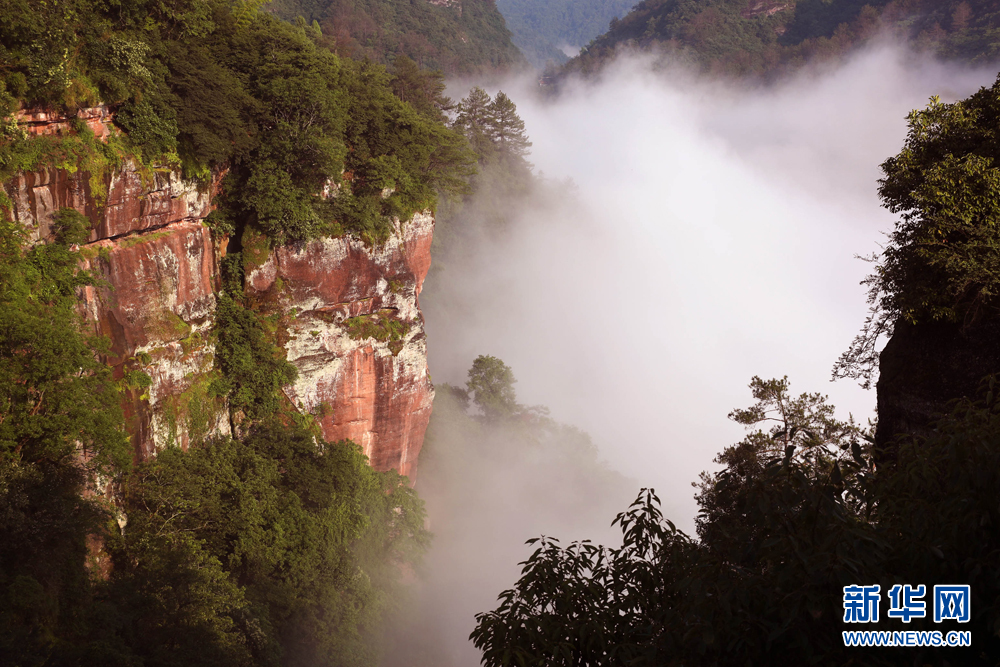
[387,44,999,667]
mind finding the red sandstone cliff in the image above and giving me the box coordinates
[245,213,435,478]
[3,108,434,479]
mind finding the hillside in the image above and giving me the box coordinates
[562,0,1000,78]
[0,0,473,662]
[494,0,639,68]
[267,0,527,75]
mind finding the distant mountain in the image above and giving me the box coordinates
[268,0,527,75]
[561,0,1000,78]
[494,0,639,68]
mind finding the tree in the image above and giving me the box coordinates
[471,377,889,667]
[466,355,519,421]
[453,88,533,169]
[695,376,868,552]
[487,90,532,164]
[836,76,1000,387]
[454,87,497,163]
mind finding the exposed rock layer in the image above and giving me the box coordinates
[246,213,435,479]
[8,156,230,458]
[4,114,434,477]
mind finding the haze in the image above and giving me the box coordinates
[426,44,997,524]
[390,44,998,667]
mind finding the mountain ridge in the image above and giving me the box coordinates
[560,0,1000,78]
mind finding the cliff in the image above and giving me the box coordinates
[3,108,433,479]
[875,317,1000,451]
[245,214,435,477]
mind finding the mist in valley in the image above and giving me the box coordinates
[384,45,999,666]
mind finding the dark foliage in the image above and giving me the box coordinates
[472,377,1000,665]
[837,74,1000,387]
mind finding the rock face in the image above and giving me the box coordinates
[6,156,230,459]
[16,106,113,141]
[77,220,228,459]
[876,318,1000,451]
[7,158,217,245]
[246,213,435,479]
[3,112,435,478]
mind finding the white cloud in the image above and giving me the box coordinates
[426,44,997,527]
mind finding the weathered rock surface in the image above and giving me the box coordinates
[5,140,229,458]
[246,212,436,479]
[7,158,217,244]
[77,221,228,459]
[16,106,113,140]
[5,109,435,478]
[876,318,1000,451]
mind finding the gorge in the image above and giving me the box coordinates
[6,0,1000,664]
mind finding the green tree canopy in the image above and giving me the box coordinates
[455,87,498,164]
[488,91,533,165]
[466,355,519,422]
[836,75,1000,387]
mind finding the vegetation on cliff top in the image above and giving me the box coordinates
[0,0,475,243]
[560,0,1000,79]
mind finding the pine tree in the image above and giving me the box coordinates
[454,87,496,162]
[487,90,532,164]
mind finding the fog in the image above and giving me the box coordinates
[386,45,998,666]
[426,44,998,523]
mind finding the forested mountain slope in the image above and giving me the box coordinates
[267,0,527,75]
[0,0,476,662]
[562,0,1000,78]
[494,0,639,68]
